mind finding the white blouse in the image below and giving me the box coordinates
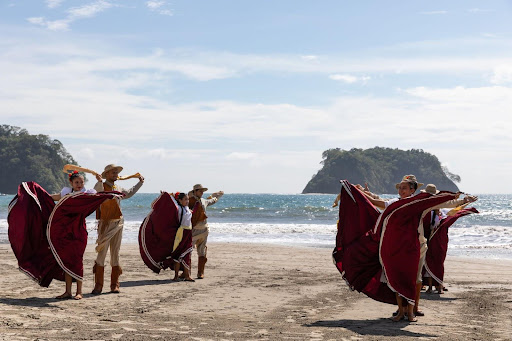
[60,187,97,196]
[171,195,192,228]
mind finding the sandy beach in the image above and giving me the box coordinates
[1,242,511,341]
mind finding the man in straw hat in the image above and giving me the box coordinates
[359,175,477,322]
[188,184,223,279]
[92,164,144,294]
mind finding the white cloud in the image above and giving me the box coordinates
[146,0,173,16]
[46,19,71,31]
[27,17,45,25]
[490,65,512,84]
[405,85,512,103]
[329,74,357,83]
[147,1,165,9]
[67,0,114,19]
[46,0,65,8]
[301,55,318,61]
[329,74,370,84]
[157,9,173,16]
[468,8,494,13]
[26,17,70,31]
[27,0,115,31]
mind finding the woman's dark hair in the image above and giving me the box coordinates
[174,192,187,202]
[409,182,418,190]
[68,171,83,182]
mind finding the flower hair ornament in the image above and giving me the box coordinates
[68,170,79,179]
[174,192,181,200]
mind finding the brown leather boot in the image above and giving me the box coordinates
[197,256,207,279]
[110,266,123,293]
[91,262,104,295]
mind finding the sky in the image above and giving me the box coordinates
[1,1,512,194]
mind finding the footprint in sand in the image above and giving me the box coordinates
[256,329,268,335]
[309,331,323,339]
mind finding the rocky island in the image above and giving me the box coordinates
[303,147,460,194]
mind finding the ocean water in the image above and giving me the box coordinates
[1,193,511,260]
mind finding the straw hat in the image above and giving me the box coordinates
[395,174,424,189]
[421,184,440,195]
[192,184,208,192]
[101,164,123,177]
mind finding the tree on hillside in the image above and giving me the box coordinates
[0,125,82,194]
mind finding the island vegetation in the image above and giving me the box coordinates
[0,125,81,194]
[303,147,460,194]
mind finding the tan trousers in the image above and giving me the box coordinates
[95,219,124,267]
[192,227,208,257]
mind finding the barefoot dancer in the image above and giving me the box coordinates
[139,191,195,281]
[50,171,100,299]
[8,172,119,300]
[424,202,479,295]
[170,192,195,282]
[361,176,477,322]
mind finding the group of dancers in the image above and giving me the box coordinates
[7,163,223,300]
[7,166,477,319]
[333,175,478,322]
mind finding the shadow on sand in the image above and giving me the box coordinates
[306,318,437,338]
[121,279,182,288]
[420,293,457,302]
[0,297,56,308]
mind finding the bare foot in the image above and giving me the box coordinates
[413,310,424,317]
[184,277,195,282]
[172,277,180,282]
[74,293,83,300]
[391,313,404,322]
[408,314,418,322]
[56,292,72,299]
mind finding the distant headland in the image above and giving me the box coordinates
[0,125,80,194]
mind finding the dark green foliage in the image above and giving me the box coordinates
[0,125,82,194]
[303,147,460,194]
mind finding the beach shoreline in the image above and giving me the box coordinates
[1,242,511,340]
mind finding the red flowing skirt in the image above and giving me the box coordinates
[424,207,478,286]
[333,180,396,304]
[8,182,120,285]
[378,191,458,304]
[8,182,60,286]
[47,191,122,281]
[139,192,193,273]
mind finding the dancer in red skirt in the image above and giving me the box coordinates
[8,173,121,300]
[139,191,195,282]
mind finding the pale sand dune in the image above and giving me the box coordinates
[0,243,511,340]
